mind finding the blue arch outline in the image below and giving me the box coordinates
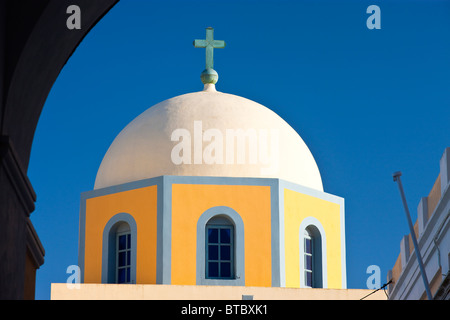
[196,206,245,286]
[298,216,327,288]
[101,212,138,284]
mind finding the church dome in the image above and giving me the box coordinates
[94,84,323,191]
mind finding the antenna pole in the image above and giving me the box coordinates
[393,171,432,300]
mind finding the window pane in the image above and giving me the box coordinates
[118,268,126,284]
[126,251,131,266]
[126,267,131,283]
[220,245,231,261]
[220,228,231,244]
[206,223,235,280]
[208,245,219,260]
[208,262,219,278]
[221,262,231,278]
[208,228,218,243]
[305,254,312,271]
[118,252,127,267]
[305,271,312,287]
[127,234,131,249]
[305,238,312,254]
[118,235,127,250]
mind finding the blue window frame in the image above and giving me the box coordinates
[116,231,131,284]
[303,226,323,288]
[304,229,313,288]
[102,213,137,285]
[206,225,234,279]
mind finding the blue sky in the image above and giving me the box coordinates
[28,0,450,299]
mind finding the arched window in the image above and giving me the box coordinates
[102,213,137,284]
[303,226,323,288]
[196,206,245,286]
[304,229,313,287]
[205,216,234,279]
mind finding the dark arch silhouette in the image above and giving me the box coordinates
[0,0,119,299]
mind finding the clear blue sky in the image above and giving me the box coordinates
[29,0,450,300]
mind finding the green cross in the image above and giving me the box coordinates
[194,27,226,70]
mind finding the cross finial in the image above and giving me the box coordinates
[194,27,226,85]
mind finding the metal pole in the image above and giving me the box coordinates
[393,171,432,300]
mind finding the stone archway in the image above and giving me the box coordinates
[0,0,119,299]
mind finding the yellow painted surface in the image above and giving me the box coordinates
[84,186,158,284]
[284,189,342,288]
[171,184,272,287]
[51,283,387,300]
[427,174,441,219]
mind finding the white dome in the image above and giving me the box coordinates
[94,85,323,191]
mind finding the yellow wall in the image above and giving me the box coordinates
[171,184,272,287]
[84,186,158,284]
[284,188,343,289]
[82,182,344,289]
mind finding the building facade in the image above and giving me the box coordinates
[77,82,347,290]
[52,28,374,299]
[387,147,450,300]
[75,27,349,292]
[79,175,346,289]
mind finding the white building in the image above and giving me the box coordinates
[388,147,450,300]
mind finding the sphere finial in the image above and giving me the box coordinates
[201,68,218,85]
